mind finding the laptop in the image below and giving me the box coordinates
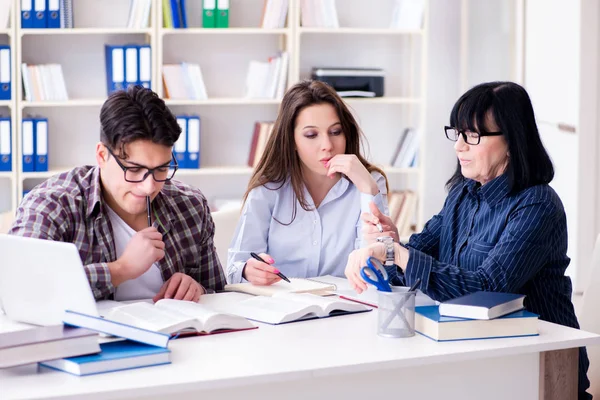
[0,234,99,326]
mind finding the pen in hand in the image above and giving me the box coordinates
[146,196,152,228]
[249,252,291,283]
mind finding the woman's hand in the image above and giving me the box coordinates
[362,201,400,244]
[326,154,378,195]
[344,242,387,294]
[242,253,282,286]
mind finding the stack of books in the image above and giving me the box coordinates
[415,292,539,341]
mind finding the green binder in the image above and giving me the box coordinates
[202,0,216,28]
[216,0,229,28]
[162,0,173,28]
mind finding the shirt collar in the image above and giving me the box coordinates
[463,173,510,206]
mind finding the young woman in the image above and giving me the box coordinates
[227,80,389,285]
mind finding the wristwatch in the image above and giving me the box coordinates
[376,236,395,266]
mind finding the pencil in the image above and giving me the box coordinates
[146,196,152,227]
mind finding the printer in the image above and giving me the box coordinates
[311,67,385,97]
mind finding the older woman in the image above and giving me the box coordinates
[345,81,591,400]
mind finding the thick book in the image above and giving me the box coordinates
[0,325,100,368]
[224,278,337,297]
[40,340,171,376]
[415,305,539,342]
[210,292,370,325]
[439,291,526,320]
[65,300,255,344]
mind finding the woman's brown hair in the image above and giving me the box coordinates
[243,80,387,224]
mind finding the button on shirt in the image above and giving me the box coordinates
[397,173,590,395]
[227,172,388,283]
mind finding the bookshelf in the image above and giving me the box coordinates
[4,0,428,233]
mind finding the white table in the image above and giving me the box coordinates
[1,309,599,400]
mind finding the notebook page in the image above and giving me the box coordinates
[224,278,336,297]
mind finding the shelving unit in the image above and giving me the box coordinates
[3,0,428,231]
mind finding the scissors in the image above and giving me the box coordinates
[360,257,392,292]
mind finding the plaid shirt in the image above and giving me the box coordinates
[9,166,226,300]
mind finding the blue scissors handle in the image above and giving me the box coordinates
[360,258,392,292]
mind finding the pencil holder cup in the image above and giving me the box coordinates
[377,287,416,338]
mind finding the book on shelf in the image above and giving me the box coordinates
[225,277,337,297]
[40,340,171,376]
[391,127,419,168]
[386,190,417,237]
[247,121,274,168]
[415,305,539,342]
[64,299,255,345]
[390,0,425,30]
[0,0,10,29]
[204,292,370,325]
[0,325,100,368]
[438,291,526,320]
[21,63,69,102]
[260,0,289,29]
[216,0,229,28]
[163,63,208,100]
[127,0,152,29]
[245,52,289,100]
[162,0,188,28]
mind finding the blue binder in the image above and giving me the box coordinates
[123,45,138,89]
[170,0,182,28]
[33,0,47,28]
[174,116,188,168]
[21,0,34,29]
[104,45,125,94]
[186,116,200,169]
[21,118,35,173]
[34,118,48,172]
[0,118,11,172]
[137,45,152,89]
[179,0,188,28]
[0,46,10,100]
[46,0,60,28]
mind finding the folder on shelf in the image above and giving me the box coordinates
[124,45,139,89]
[22,118,35,173]
[105,45,125,95]
[33,0,47,28]
[175,116,188,168]
[34,118,48,172]
[186,116,200,169]
[162,0,173,28]
[0,118,11,172]
[179,0,188,28]
[0,46,10,101]
[202,0,216,28]
[137,45,152,89]
[169,0,182,28]
[21,0,34,29]
[59,0,73,28]
[216,0,229,28]
[46,0,60,28]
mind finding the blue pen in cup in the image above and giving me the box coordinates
[249,252,291,283]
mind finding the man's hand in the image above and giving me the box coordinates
[110,227,165,286]
[153,272,204,302]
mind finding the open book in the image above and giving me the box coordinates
[64,300,256,347]
[224,278,336,297]
[212,292,370,325]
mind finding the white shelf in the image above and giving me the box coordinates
[161,28,289,36]
[21,170,65,180]
[0,29,10,36]
[176,167,253,176]
[164,98,281,106]
[299,28,424,35]
[0,172,14,179]
[20,99,106,108]
[20,28,153,36]
[343,97,423,105]
[0,100,12,107]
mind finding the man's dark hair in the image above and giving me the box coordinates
[100,85,181,158]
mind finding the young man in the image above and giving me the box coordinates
[9,86,226,301]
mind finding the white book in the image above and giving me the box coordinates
[188,63,208,100]
[245,60,270,98]
[225,277,337,297]
[162,64,189,99]
[275,51,289,99]
[390,0,425,30]
[207,292,369,325]
[0,0,11,29]
[21,63,32,102]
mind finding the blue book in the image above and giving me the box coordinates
[415,305,539,342]
[0,117,11,172]
[40,340,171,376]
[438,291,526,320]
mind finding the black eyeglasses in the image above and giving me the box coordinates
[106,146,178,183]
[444,126,503,145]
